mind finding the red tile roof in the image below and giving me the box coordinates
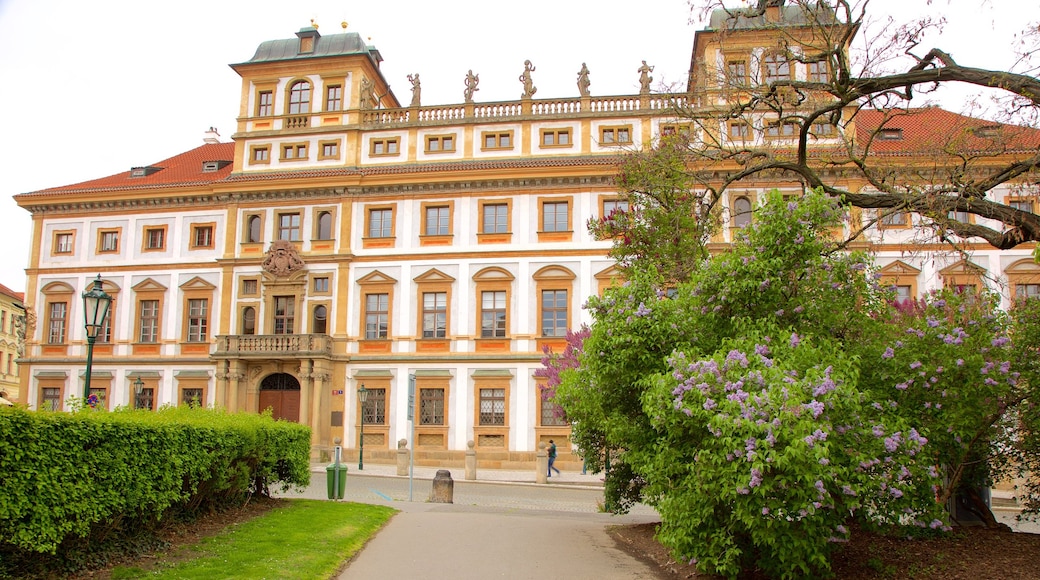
[0,283,24,303]
[22,143,236,195]
[856,107,1040,156]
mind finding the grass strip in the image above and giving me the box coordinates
[110,500,396,580]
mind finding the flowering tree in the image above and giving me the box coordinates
[555,188,1040,578]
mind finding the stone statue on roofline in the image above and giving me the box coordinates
[407,73,421,107]
[464,70,480,103]
[577,63,591,97]
[519,60,537,99]
[360,77,378,110]
[638,60,654,95]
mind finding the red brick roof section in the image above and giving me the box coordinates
[856,107,1040,156]
[0,283,24,302]
[23,142,236,195]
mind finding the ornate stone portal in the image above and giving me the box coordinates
[261,239,306,277]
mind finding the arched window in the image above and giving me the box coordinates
[312,305,328,334]
[247,215,261,243]
[242,307,256,335]
[317,211,332,240]
[733,196,752,228]
[289,81,311,114]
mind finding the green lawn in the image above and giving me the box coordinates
[110,500,396,580]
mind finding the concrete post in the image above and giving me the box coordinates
[465,440,477,481]
[536,442,548,484]
[396,438,409,476]
[430,469,454,503]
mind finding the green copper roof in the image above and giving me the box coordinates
[241,30,381,64]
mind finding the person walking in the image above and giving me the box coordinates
[547,439,561,477]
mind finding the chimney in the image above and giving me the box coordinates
[203,127,221,144]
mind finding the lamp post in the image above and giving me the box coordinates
[133,376,144,409]
[82,275,112,401]
[357,383,368,470]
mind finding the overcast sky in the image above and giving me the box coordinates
[0,0,1028,293]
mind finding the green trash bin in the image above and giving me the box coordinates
[326,463,347,500]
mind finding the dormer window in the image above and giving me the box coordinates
[878,128,904,141]
[201,160,231,173]
[296,26,320,54]
[974,125,1001,138]
[130,166,162,178]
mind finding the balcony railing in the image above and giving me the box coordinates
[213,334,332,358]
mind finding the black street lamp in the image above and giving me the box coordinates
[133,376,144,408]
[357,383,368,470]
[82,275,112,402]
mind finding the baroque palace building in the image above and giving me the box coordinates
[14,5,1040,466]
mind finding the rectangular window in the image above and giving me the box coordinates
[99,230,119,253]
[55,232,74,254]
[191,225,214,249]
[362,387,386,425]
[365,293,389,339]
[139,300,159,343]
[542,201,569,232]
[370,138,400,156]
[424,206,450,236]
[257,91,273,116]
[182,388,204,406]
[482,132,512,150]
[368,208,393,238]
[728,122,750,140]
[482,203,509,234]
[325,85,342,111]
[144,227,165,250]
[425,135,455,153]
[480,290,506,338]
[1016,284,1040,299]
[313,277,329,293]
[41,387,61,411]
[479,388,505,425]
[47,302,67,344]
[135,388,154,411]
[419,388,445,425]
[281,144,308,160]
[541,129,571,147]
[242,279,258,296]
[807,60,829,83]
[274,296,295,334]
[541,289,568,337]
[949,210,972,223]
[1010,199,1035,213]
[251,146,270,164]
[811,122,836,137]
[765,120,799,139]
[97,313,113,344]
[600,126,632,145]
[422,292,447,338]
[880,211,909,228]
[894,285,913,303]
[726,59,748,86]
[319,141,340,159]
[603,199,630,217]
[278,213,301,241]
[187,299,208,342]
[763,54,790,83]
[541,398,569,426]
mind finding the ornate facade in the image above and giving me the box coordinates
[14,10,1038,466]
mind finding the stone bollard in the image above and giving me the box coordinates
[536,442,548,484]
[396,438,409,476]
[430,469,454,503]
[465,440,477,481]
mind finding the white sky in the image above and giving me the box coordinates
[0,0,1029,293]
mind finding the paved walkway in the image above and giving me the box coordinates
[280,462,1038,579]
[282,462,664,579]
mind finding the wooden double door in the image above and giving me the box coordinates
[258,373,301,422]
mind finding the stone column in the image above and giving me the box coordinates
[397,438,409,476]
[465,439,477,481]
[536,442,548,484]
[429,469,454,503]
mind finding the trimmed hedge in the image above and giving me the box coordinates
[0,405,310,555]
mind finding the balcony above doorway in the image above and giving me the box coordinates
[213,334,332,359]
